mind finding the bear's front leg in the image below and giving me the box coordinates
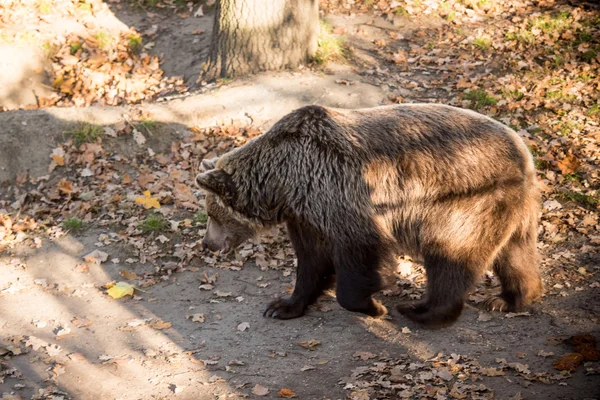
[264,223,334,320]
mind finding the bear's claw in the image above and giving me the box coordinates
[263,297,306,320]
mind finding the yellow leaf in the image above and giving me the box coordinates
[135,190,160,209]
[106,282,135,299]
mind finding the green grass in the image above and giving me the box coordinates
[137,118,157,131]
[38,0,52,14]
[65,124,103,146]
[195,211,209,224]
[70,41,83,55]
[581,49,598,63]
[472,37,492,51]
[464,89,498,110]
[63,217,84,231]
[557,191,599,208]
[128,34,143,53]
[503,89,525,101]
[140,213,166,233]
[394,6,408,15]
[587,104,600,117]
[506,30,536,45]
[530,12,571,35]
[563,173,583,184]
[313,20,347,65]
[92,31,112,50]
[78,1,92,11]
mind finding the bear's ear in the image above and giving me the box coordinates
[195,169,236,202]
[200,157,219,172]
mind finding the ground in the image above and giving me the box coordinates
[1,0,599,399]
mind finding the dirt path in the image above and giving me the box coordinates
[1,1,600,399]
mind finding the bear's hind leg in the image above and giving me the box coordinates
[397,253,478,329]
[264,223,334,319]
[485,223,543,312]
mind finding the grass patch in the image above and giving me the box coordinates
[313,20,347,65]
[503,89,525,101]
[587,104,600,117]
[530,12,571,35]
[464,89,498,110]
[38,0,52,14]
[394,6,408,15]
[92,31,113,50]
[70,41,83,55]
[140,213,166,233]
[137,118,157,131]
[581,49,598,63]
[78,1,92,12]
[63,217,84,231]
[557,191,599,208]
[195,211,209,224]
[128,34,143,54]
[65,124,103,146]
[563,173,583,184]
[472,37,492,51]
[506,30,536,45]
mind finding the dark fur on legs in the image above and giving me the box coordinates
[397,252,478,328]
[264,222,335,319]
[334,244,392,318]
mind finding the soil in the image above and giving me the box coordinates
[1,2,599,400]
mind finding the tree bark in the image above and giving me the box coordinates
[203,0,319,81]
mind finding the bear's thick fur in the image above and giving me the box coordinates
[196,104,543,328]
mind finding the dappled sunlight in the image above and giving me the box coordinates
[0,241,235,399]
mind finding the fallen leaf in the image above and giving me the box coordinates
[557,154,580,175]
[120,270,140,280]
[298,339,321,350]
[51,147,65,166]
[554,353,584,371]
[237,322,250,331]
[186,313,205,323]
[252,384,269,396]
[106,282,135,299]
[133,130,146,146]
[353,351,376,360]
[278,388,297,398]
[135,190,161,209]
[149,319,172,330]
[83,250,109,264]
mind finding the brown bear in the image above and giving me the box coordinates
[195,104,543,328]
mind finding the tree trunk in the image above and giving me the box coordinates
[203,0,319,81]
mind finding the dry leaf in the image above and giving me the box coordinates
[353,351,376,360]
[186,313,205,323]
[298,339,321,350]
[278,388,297,398]
[252,384,269,396]
[557,154,580,175]
[149,319,172,330]
[120,270,139,280]
[554,353,584,371]
[51,147,65,166]
[84,250,109,264]
[237,322,250,331]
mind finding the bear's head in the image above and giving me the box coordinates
[195,157,258,254]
